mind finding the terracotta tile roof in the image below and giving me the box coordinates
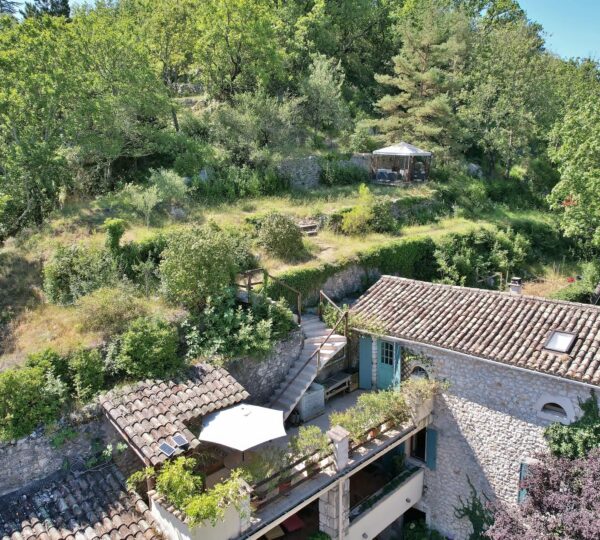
[100,363,249,466]
[351,276,600,386]
[0,464,160,540]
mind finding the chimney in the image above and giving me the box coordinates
[509,277,522,295]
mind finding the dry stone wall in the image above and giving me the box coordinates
[0,415,104,496]
[221,329,303,405]
[400,343,594,539]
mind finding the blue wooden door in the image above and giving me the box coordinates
[377,340,401,389]
[377,340,394,389]
[358,335,372,389]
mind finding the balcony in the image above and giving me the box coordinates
[347,465,424,540]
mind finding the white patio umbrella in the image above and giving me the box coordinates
[199,404,286,455]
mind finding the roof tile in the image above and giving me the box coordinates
[352,276,600,386]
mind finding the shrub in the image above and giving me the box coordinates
[124,184,162,226]
[257,212,304,261]
[545,392,600,459]
[150,168,188,206]
[184,470,246,526]
[341,184,375,236]
[434,228,529,287]
[159,226,242,310]
[320,161,369,186]
[183,293,274,360]
[26,347,70,383]
[68,348,105,402]
[43,245,118,305]
[0,367,65,440]
[239,446,290,488]
[117,317,181,378]
[329,389,408,443]
[103,218,126,254]
[250,295,296,339]
[550,261,600,304]
[289,425,330,464]
[77,286,147,336]
[156,457,203,510]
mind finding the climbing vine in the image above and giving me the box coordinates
[453,476,494,540]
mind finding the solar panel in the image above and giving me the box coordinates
[159,442,175,457]
[172,434,189,448]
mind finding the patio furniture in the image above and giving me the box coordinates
[322,371,352,401]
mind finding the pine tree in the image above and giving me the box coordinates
[0,0,19,15]
[22,0,70,18]
[370,0,469,158]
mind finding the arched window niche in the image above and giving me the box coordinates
[535,394,576,424]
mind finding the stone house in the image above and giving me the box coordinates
[350,275,600,538]
[2,276,599,540]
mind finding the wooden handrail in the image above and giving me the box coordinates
[318,290,342,318]
[270,309,348,408]
[235,268,302,324]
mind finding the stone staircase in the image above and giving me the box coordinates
[269,314,347,419]
[297,219,320,237]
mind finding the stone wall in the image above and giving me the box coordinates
[320,265,380,304]
[227,329,303,405]
[0,415,104,496]
[277,154,372,190]
[398,343,594,539]
[277,156,322,189]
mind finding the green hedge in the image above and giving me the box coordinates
[264,237,437,306]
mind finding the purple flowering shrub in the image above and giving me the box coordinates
[487,450,600,540]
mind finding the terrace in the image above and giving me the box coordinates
[103,354,437,540]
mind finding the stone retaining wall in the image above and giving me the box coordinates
[227,329,303,404]
[401,343,594,539]
[0,415,104,497]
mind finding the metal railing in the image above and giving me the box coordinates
[318,290,349,337]
[249,446,334,510]
[236,268,303,324]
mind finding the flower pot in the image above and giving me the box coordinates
[278,480,292,494]
[368,426,380,440]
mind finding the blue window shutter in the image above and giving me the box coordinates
[393,344,402,387]
[425,428,438,470]
[518,462,528,503]
[358,335,373,389]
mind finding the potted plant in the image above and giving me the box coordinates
[401,378,440,423]
[289,425,330,477]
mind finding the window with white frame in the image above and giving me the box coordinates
[380,341,394,366]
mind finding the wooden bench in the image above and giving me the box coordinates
[323,372,352,401]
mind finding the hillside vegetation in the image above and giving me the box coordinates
[0,0,599,439]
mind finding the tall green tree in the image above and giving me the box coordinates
[22,0,70,18]
[0,15,75,233]
[0,1,18,15]
[123,0,198,131]
[459,18,550,175]
[301,53,349,138]
[548,82,600,251]
[194,0,285,100]
[369,0,470,158]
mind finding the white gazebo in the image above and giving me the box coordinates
[372,142,432,184]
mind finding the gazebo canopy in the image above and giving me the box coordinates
[373,142,432,157]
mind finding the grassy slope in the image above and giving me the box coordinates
[0,184,568,369]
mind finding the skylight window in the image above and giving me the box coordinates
[544,331,577,354]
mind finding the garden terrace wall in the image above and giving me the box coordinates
[264,237,437,306]
[227,329,303,405]
[0,416,103,496]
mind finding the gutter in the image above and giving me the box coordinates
[356,329,600,393]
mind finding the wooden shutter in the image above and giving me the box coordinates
[518,462,528,503]
[358,335,373,389]
[425,428,438,470]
